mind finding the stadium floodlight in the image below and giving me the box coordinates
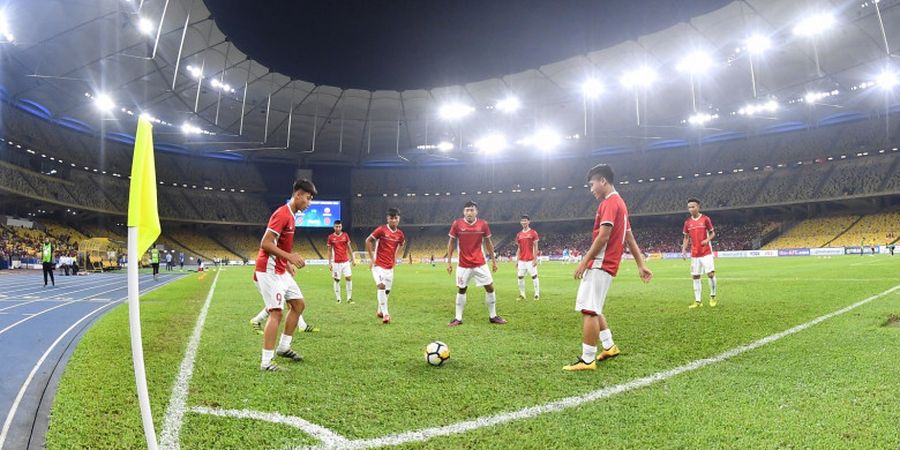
[93,93,115,112]
[581,78,604,99]
[439,103,475,120]
[793,13,835,36]
[738,99,778,115]
[474,133,507,154]
[186,65,203,79]
[532,128,561,152]
[436,141,454,152]
[687,113,718,125]
[745,34,771,54]
[181,123,203,135]
[619,66,657,88]
[0,12,13,42]
[677,51,714,75]
[495,96,521,113]
[875,70,898,90]
[137,17,154,36]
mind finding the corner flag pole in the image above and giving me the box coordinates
[128,117,161,450]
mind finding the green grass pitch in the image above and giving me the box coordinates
[46,256,900,449]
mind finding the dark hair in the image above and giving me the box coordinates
[293,178,318,195]
[520,215,530,220]
[687,198,701,206]
[334,220,342,225]
[587,164,615,184]
[464,201,478,209]
[386,208,400,217]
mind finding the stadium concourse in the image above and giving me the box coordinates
[1,0,900,448]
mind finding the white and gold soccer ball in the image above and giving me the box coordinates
[425,341,450,366]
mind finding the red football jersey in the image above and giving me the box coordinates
[683,214,714,257]
[449,218,492,268]
[370,225,405,269]
[255,204,296,275]
[516,228,540,261]
[590,192,630,277]
[327,232,351,263]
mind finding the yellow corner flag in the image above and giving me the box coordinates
[127,116,161,254]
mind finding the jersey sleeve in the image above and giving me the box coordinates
[598,201,618,227]
[369,226,384,241]
[682,220,689,235]
[448,220,459,238]
[399,231,406,245]
[705,216,715,231]
[326,236,334,248]
[266,209,289,236]
[482,221,492,238]
[533,230,540,241]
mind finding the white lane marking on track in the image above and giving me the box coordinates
[0,277,182,449]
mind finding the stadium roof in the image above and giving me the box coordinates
[1,0,899,165]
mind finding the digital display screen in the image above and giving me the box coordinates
[291,200,341,228]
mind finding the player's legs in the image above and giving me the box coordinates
[42,262,49,286]
[566,270,612,370]
[707,270,717,306]
[530,263,540,299]
[690,257,703,308]
[475,266,504,323]
[450,267,473,325]
[345,275,353,303]
[516,262,527,299]
[273,298,305,362]
[332,274,342,303]
[342,263,353,302]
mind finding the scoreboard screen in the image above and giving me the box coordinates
[292,200,341,228]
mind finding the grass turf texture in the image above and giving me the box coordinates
[46,257,900,449]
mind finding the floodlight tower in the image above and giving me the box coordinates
[619,66,657,126]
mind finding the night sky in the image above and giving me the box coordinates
[204,0,732,91]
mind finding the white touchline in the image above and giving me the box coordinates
[279,284,900,450]
[159,271,221,450]
[0,278,180,450]
[190,407,348,446]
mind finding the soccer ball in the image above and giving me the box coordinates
[425,341,450,366]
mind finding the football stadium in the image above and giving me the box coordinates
[1,0,899,448]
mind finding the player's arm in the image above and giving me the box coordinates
[348,241,357,265]
[327,242,334,267]
[532,239,539,265]
[576,225,611,279]
[395,241,405,264]
[446,237,456,274]
[681,234,690,259]
[259,230,301,267]
[626,230,652,283]
[485,236,498,272]
[702,229,716,246]
[365,235,376,269]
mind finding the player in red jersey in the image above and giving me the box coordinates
[365,208,406,324]
[327,220,356,304]
[515,215,541,301]
[251,179,317,371]
[564,164,652,371]
[446,201,507,326]
[681,198,717,308]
